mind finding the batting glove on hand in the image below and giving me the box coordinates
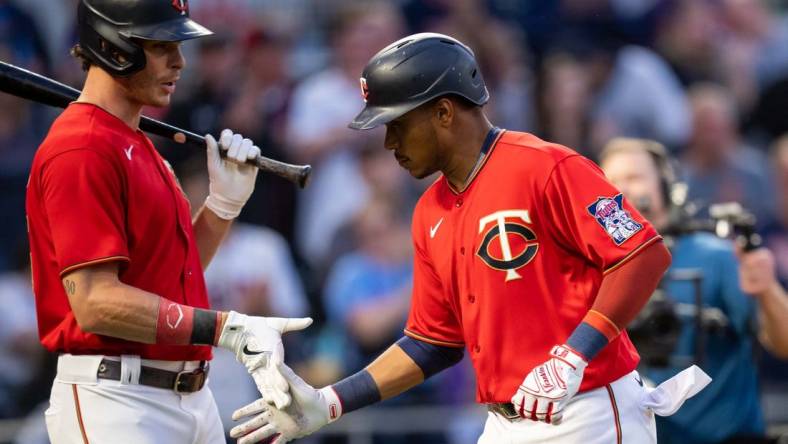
[511,344,588,424]
[205,129,261,220]
[217,311,312,409]
[230,363,341,444]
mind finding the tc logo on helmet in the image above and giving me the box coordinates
[359,77,369,103]
[171,0,188,14]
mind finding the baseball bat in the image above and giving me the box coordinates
[0,60,311,188]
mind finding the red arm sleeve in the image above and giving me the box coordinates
[592,240,671,330]
[40,149,130,275]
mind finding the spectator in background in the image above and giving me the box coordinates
[286,2,404,270]
[0,82,41,271]
[0,243,46,419]
[0,5,50,272]
[717,0,788,113]
[223,27,298,240]
[539,51,593,153]
[682,83,775,227]
[178,158,310,436]
[323,194,413,374]
[540,31,690,156]
[763,135,788,286]
[0,1,49,74]
[654,0,721,86]
[322,193,454,443]
[600,138,766,444]
[412,0,536,132]
[738,246,788,359]
[586,39,691,153]
[162,34,240,166]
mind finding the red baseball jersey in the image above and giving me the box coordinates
[26,103,211,361]
[404,129,660,403]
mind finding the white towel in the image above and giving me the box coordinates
[640,365,712,416]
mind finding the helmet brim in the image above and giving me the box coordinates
[348,102,422,130]
[125,17,213,42]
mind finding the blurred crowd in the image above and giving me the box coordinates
[3,0,788,443]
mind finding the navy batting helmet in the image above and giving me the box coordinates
[349,33,489,130]
[78,0,213,76]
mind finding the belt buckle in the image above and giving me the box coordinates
[490,403,520,421]
[173,364,208,393]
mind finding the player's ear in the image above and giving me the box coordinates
[433,97,454,128]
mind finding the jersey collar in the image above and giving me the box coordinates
[447,126,504,195]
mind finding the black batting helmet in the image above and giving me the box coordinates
[349,33,489,130]
[78,0,213,76]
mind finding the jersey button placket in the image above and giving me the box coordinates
[468,294,475,303]
[455,198,463,208]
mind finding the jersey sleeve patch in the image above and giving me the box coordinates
[586,194,643,245]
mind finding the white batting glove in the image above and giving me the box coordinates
[217,311,312,409]
[230,363,341,444]
[511,344,588,424]
[204,129,261,220]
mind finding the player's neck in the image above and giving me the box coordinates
[77,67,144,130]
[443,114,494,190]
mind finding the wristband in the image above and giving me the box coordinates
[565,310,621,361]
[330,369,381,415]
[205,194,243,220]
[155,299,221,345]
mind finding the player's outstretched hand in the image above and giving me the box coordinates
[204,129,261,220]
[230,363,341,444]
[511,344,588,425]
[217,311,313,409]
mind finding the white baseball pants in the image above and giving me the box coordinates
[478,365,710,444]
[45,354,225,444]
[478,370,656,444]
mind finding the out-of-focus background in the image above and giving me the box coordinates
[2,0,788,443]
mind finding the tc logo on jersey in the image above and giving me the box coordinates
[587,194,642,245]
[476,210,539,282]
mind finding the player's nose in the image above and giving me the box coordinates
[170,44,186,70]
[383,128,398,151]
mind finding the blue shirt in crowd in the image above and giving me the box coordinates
[645,232,764,443]
[324,252,413,370]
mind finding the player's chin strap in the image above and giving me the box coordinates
[640,365,712,416]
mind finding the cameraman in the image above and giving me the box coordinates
[600,138,765,444]
[738,247,788,358]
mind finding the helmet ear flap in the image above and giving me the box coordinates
[78,1,147,76]
[76,0,211,76]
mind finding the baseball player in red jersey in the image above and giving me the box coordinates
[230,33,709,444]
[26,1,311,443]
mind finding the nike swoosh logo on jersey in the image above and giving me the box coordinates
[242,345,267,356]
[430,218,444,238]
[124,145,134,160]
